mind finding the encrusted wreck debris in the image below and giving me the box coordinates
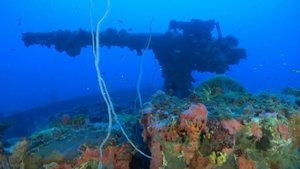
[22,19,246,97]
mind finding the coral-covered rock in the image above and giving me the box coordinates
[206,120,235,152]
[149,141,163,169]
[75,143,133,169]
[141,101,212,168]
[10,139,29,169]
[102,143,134,169]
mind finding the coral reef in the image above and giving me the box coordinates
[138,76,300,169]
[1,76,299,169]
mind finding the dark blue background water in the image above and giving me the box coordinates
[1,0,300,115]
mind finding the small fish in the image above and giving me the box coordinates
[17,17,22,25]
[128,27,133,31]
[117,19,124,24]
[281,62,287,66]
[194,52,201,55]
[259,112,277,118]
[120,74,129,83]
[174,49,182,54]
[279,50,286,57]
[291,69,300,73]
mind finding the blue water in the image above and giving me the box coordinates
[1,0,300,115]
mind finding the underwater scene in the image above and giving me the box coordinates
[1,0,300,168]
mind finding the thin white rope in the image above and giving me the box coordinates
[89,0,112,169]
[136,20,153,108]
[88,1,152,169]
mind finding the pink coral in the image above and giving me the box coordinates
[101,143,133,169]
[221,119,242,135]
[179,103,208,135]
[278,123,289,141]
[180,104,208,126]
[251,123,262,140]
[76,146,99,165]
[54,163,72,169]
[75,143,133,169]
[238,155,256,169]
[180,103,208,149]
